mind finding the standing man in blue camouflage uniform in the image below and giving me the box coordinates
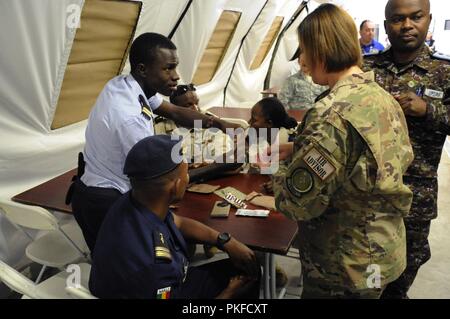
[271,4,413,298]
[363,0,450,299]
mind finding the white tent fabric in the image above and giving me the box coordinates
[172,0,267,108]
[226,0,307,107]
[0,0,84,267]
[121,0,189,74]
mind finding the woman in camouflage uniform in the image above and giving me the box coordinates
[271,4,414,298]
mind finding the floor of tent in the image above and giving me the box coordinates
[3,151,450,299]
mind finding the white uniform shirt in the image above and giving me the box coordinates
[81,74,163,193]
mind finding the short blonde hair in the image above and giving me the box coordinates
[298,4,362,73]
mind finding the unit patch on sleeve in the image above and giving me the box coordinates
[287,168,314,196]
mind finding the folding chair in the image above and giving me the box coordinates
[0,260,91,299]
[0,199,90,283]
[65,285,97,299]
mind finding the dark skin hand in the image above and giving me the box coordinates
[216,276,257,299]
[395,92,427,117]
[261,181,274,195]
[222,238,259,278]
[174,214,259,278]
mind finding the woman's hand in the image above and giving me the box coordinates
[216,275,257,299]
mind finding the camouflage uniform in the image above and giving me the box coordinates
[278,70,328,110]
[363,46,450,298]
[272,72,413,298]
[154,116,178,135]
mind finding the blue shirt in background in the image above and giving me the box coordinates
[361,40,385,55]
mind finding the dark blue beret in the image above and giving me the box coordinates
[124,135,183,180]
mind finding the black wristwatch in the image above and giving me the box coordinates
[216,232,231,250]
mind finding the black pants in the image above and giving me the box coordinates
[71,180,121,253]
[177,259,261,299]
[380,219,431,299]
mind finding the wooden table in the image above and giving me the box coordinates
[207,106,306,123]
[13,170,75,214]
[13,170,298,298]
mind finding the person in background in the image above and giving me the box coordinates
[363,0,450,299]
[247,97,298,288]
[248,97,298,146]
[154,83,200,135]
[359,20,385,55]
[278,48,328,110]
[425,31,435,51]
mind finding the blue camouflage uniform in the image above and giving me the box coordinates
[363,46,450,298]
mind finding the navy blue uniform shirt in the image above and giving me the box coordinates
[89,192,189,299]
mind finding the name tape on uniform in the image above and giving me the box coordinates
[424,88,444,99]
[303,147,335,180]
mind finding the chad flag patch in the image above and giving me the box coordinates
[157,286,171,299]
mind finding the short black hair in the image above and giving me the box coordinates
[129,32,177,71]
[130,163,181,193]
[258,97,298,129]
[360,20,370,31]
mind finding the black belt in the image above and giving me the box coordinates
[65,152,85,205]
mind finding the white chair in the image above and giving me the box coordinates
[0,260,91,299]
[0,199,90,283]
[65,284,97,299]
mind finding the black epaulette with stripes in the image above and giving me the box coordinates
[139,94,153,120]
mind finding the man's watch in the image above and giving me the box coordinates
[216,232,231,250]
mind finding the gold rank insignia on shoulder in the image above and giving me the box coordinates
[139,94,153,121]
[153,231,172,262]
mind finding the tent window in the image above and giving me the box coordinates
[192,10,241,85]
[249,16,284,70]
[51,0,141,130]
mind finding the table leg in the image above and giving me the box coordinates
[264,253,270,299]
[269,253,276,298]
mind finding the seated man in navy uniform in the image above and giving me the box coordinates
[89,135,260,299]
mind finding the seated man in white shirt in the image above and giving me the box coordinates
[69,32,239,253]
